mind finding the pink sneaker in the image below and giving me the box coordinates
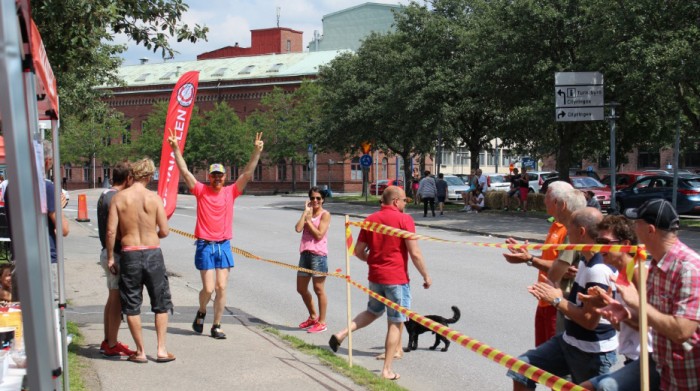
[298,316,318,329]
[307,322,327,334]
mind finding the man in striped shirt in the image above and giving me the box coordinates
[507,207,618,389]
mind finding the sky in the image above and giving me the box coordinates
[118,0,411,66]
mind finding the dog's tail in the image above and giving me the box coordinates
[446,306,461,324]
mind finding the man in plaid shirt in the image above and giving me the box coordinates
[599,199,699,390]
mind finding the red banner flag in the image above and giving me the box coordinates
[157,71,199,218]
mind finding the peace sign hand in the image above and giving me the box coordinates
[167,128,179,151]
[254,132,264,152]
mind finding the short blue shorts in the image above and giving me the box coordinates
[195,239,234,270]
[506,333,617,388]
[297,251,328,277]
[367,282,411,323]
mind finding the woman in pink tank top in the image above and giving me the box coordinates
[294,187,331,334]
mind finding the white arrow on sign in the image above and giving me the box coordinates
[555,86,604,107]
[555,107,605,122]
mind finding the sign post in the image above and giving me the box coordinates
[555,72,604,122]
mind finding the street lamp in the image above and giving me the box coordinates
[327,159,334,193]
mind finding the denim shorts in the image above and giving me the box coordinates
[587,353,660,390]
[195,239,234,270]
[297,251,328,277]
[506,333,617,388]
[367,282,411,323]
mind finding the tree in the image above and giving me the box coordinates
[316,31,440,195]
[32,0,208,166]
[246,82,321,191]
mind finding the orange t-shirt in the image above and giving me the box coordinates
[537,222,567,307]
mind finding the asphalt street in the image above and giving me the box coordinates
[60,190,700,390]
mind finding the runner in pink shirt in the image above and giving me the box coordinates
[168,130,264,339]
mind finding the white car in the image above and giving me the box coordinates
[443,175,471,201]
[524,171,558,193]
[486,174,510,192]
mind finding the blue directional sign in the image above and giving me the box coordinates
[521,157,535,169]
[360,154,372,168]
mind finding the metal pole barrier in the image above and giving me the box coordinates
[345,215,353,367]
[607,102,619,212]
[672,113,680,208]
[637,249,649,391]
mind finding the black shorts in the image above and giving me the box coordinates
[119,248,173,315]
[437,196,446,203]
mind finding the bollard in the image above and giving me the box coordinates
[76,194,90,222]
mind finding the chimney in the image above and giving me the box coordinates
[139,57,149,65]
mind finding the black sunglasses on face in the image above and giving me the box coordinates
[309,196,323,201]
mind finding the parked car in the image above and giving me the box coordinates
[453,174,470,184]
[443,174,471,201]
[573,169,601,182]
[526,171,557,193]
[615,175,700,214]
[570,176,612,209]
[486,173,510,192]
[601,171,650,190]
[369,179,403,194]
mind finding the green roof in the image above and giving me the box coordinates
[109,50,346,87]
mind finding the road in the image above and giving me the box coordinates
[74,193,568,389]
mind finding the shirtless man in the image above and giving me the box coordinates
[107,158,174,364]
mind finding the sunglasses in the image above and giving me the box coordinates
[595,237,621,245]
[309,196,323,201]
[394,198,409,202]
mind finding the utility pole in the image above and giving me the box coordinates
[606,102,619,212]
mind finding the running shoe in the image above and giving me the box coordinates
[307,322,327,334]
[298,316,318,329]
[102,341,136,357]
[192,311,206,334]
[99,340,107,354]
[211,324,227,339]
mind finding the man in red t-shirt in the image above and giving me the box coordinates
[328,186,432,381]
[168,130,264,340]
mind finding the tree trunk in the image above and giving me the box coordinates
[556,124,578,181]
[402,152,415,198]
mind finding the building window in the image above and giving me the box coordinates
[266,63,284,73]
[64,163,72,179]
[159,72,176,80]
[135,73,151,82]
[479,151,486,166]
[286,40,291,52]
[638,150,660,168]
[253,162,262,181]
[211,67,228,77]
[351,157,362,180]
[277,159,287,182]
[396,156,404,181]
[301,162,311,181]
[238,65,255,75]
[83,164,90,182]
[103,165,111,183]
[381,158,388,179]
[228,164,239,181]
[455,148,469,167]
[440,150,453,166]
[487,150,497,166]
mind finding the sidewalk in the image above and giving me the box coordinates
[63,191,360,391]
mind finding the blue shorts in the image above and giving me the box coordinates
[506,333,617,387]
[195,239,234,270]
[587,353,660,390]
[367,282,411,323]
[297,251,328,277]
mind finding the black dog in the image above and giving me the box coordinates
[404,306,460,352]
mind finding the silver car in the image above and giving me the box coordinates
[525,171,558,193]
[443,175,471,201]
[486,174,510,192]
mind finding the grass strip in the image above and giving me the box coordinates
[66,321,88,391]
[262,326,407,391]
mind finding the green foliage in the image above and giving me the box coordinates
[32,0,208,165]
[188,102,252,170]
[130,101,169,165]
[59,109,128,166]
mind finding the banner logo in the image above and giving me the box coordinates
[177,83,195,107]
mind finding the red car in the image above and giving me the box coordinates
[369,179,404,194]
[571,176,612,208]
[601,171,650,190]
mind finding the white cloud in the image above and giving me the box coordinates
[120,0,410,65]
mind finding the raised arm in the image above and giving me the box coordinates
[167,128,197,190]
[235,132,264,191]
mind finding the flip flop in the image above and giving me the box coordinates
[127,354,147,364]
[383,373,400,381]
[328,335,340,353]
[156,353,176,363]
